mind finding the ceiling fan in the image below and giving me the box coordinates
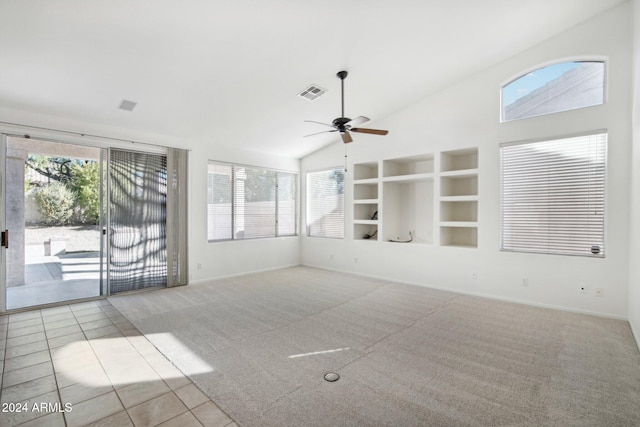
[304,70,389,144]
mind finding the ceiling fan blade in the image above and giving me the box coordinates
[346,116,370,127]
[304,120,335,128]
[304,129,338,138]
[341,131,353,144]
[351,127,389,136]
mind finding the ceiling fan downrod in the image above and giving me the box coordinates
[337,70,348,120]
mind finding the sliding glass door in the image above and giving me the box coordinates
[1,136,182,311]
[2,136,105,309]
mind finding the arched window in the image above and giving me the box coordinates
[501,61,605,122]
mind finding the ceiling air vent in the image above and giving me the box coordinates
[298,84,326,102]
[118,99,137,111]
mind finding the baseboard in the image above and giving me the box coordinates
[189,263,302,285]
[630,318,640,353]
[302,262,628,322]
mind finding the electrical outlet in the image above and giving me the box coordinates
[595,288,604,297]
[197,262,202,270]
[471,272,477,280]
[354,257,358,264]
[329,254,334,260]
[522,278,529,286]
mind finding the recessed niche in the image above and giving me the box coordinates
[383,181,434,244]
[440,226,477,248]
[383,155,434,178]
[353,162,378,180]
[440,148,478,172]
[354,224,378,240]
[440,175,478,197]
[440,201,478,222]
[354,183,378,200]
[354,203,378,221]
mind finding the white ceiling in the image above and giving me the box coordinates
[0,0,626,158]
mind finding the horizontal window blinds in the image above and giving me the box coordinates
[207,162,297,241]
[307,168,344,238]
[234,167,276,239]
[501,132,606,257]
[277,172,297,237]
[207,163,233,240]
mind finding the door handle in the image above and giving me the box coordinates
[1,230,8,249]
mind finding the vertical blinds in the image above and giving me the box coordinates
[166,147,189,287]
[207,162,297,240]
[110,150,168,293]
[307,168,344,238]
[500,131,606,257]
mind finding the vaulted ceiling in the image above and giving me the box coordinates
[0,0,626,158]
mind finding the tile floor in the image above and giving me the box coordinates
[0,299,238,426]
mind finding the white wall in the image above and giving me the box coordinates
[301,3,632,319]
[629,0,640,345]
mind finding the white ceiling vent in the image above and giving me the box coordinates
[298,84,326,102]
[118,99,137,111]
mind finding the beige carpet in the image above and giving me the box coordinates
[109,266,640,426]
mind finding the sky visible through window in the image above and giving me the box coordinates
[502,62,579,106]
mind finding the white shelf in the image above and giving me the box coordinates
[383,240,433,246]
[440,195,479,202]
[354,220,378,225]
[440,243,477,249]
[382,173,434,183]
[353,178,379,185]
[439,221,478,228]
[439,168,479,178]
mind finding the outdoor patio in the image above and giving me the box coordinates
[6,226,102,310]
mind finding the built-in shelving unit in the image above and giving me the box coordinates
[439,148,478,248]
[352,148,478,247]
[353,162,380,240]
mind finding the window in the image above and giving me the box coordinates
[207,162,297,241]
[307,168,344,238]
[500,131,606,257]
[501,61,605,122]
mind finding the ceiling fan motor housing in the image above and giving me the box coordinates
[332,117,351,132]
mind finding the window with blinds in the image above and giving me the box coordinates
[307,168,345,238]
[207,162,297,241]
[500,131,606,257]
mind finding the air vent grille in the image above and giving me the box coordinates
[298,85,326,102]
[118,99,137,111]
